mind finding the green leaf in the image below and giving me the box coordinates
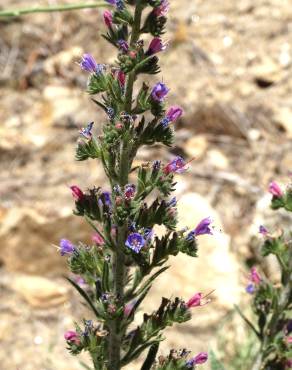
[234,304,261,339]
[66,277,101,318]
[141,343,159,370]
[75,138,100,161]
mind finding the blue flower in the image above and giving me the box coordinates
[186,217,213,241]
[80,54,104,74]
[246,283,255,294]
[59,238,75,256]
[79,121,94,139]
[117,40,129,53]
[106,0,124,9]
[124,184,136,200]
[125,233,146,253]
[152,160,161,171]
[166,197,177,208]
[101,191,112,206]
[164,156,187,174]
[151,82,169,102]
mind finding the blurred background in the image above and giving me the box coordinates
[0,0,291,369]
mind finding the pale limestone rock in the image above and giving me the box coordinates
[12,274,68,308]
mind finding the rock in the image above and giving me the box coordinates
[273,107,292,138]
[187,103,249,139]
[12,274,69,308]
[252,59,283,87]
[141,193,241,356]
[0,207,92,275]
[207,149,229,169]
[184,135,208,159]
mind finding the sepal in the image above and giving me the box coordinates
[134,198,177,230]
[87,72,108,95]
[142,12,167,36]
[136,162,176,198]
[75,138,100,161]
[113,8,134,25]
[135,117,174,147]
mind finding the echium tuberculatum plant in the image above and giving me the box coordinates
[60,1,213,369]
[240,181,292,370]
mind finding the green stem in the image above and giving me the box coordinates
[107,2,143,369]
[0,2,108,18]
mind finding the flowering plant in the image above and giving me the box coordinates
[61,1,212,369]
[238,182,292,370]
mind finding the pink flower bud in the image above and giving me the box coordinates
[186,291,213,308]
[64,330,80,345]
[166,106,183,122]
[250,267,261,285]
[70,185,84,201]
[186,292,202,308]
[117,70,126,87]
[92,233,105,246]
[115,123,123,130]
[103,10,113,27]
[193,352,208,364]
[124,301,136,317]
[268,181,283,198]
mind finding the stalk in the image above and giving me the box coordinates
[107,2,143,369]
[0,2,108,18]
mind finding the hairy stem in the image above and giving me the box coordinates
[0,2,108,18]
[107,2,143,369]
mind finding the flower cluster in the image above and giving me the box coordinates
[60,1,214,369]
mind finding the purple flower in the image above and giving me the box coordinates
[194,217,213,236]
[259,225,268,235]
[125,233,146,253]
[103,10,113,27]
[106,0,124,9]
[152,160,161,171]
[187,352,208,367]
[146,37,167,55]
[161,106,183,127]
[144,228,154,241]
[167,106,183,121]
[100,191,112,206]
[124,184,136,200]
[186,217,213,241]
[79,121,94,139]
[166,197,177,208]
[246,283,255,294]
[117,40,129,53]
[75,276,86,287]
[79,54,103,74]
[59,239,75,256]
[153,0,170,17]
[151,82,169,102]
[268,181,283,198]
[163,156,187,174]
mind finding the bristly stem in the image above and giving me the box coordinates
[0,2,108,18]
[108,1,143,369]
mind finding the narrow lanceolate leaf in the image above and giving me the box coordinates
[140,343,160,370]
[66,277,101,318]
